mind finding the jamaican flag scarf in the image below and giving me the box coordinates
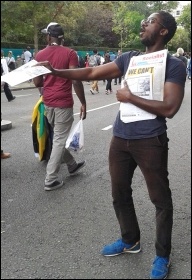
[32,97,53,161]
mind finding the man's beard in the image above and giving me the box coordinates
[141,33,157,47]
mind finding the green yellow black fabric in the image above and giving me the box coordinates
[32,97,52,161]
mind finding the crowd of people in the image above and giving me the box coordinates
[80,47,191,93]
[79,49,124,94]
[1,46,35,102]
[1,10,190,280]
[1,46,34,158]
[2,45,190,86]
[1,46,33,70]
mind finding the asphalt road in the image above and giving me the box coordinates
[1,80,191,279]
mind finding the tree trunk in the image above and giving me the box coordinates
[33,17,39,57]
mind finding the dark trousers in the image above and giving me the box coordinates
[109,132,172,257]
[114,76,122,85]
[106,79,112,91]
[3,83,14,101]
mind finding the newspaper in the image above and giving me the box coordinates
[120,49,167,123]
[1,59,51,87]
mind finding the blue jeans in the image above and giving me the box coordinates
[109,132,172,257]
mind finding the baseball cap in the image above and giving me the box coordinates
[41,22,64,38]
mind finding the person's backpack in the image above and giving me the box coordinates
[88,55,98,67]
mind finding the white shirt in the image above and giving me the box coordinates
[6,56,15,66]
[1,57,9,75]
[100,56,105,65]
[1,57,9,85]
[24,50,32,63]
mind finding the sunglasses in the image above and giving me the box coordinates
[141,17,166,29]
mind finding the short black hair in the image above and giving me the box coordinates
[158,11,177,44]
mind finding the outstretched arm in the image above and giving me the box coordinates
[35,61,122,81]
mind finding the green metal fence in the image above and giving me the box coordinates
[2,48,109,59]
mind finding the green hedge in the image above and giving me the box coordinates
[1,41,37,49]
[2,41,143,52]
[2,42,144,59]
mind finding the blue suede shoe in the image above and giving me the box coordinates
[101,239,141,257]
[150,256,170,279]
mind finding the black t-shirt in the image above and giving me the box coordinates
[176,55,188,68]
[113,51,186,139]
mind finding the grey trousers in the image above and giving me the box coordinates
[44,106,76,184]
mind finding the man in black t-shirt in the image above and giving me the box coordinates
[35,11,186,279]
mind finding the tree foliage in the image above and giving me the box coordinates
[112,1,180,50]
[170,4,191,52]
[1,1,191,52]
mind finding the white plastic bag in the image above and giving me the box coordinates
[65,119,84,152]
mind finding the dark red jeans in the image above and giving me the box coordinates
[109,132,173,257]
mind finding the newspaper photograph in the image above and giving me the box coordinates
[120,49,167,123]
[120,73,157,123]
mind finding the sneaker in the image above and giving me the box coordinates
[101,239,141,257]
[44,180,64,191]
[150,256,170,279]
[105,90,109,95]
[114,83,117,85]
[90,89,95,95]
[69,161,86,175]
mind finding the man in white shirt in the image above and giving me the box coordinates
[6,51,16,71]
[1,50,16,102]
[24,46,32,63]
[24,46,33,82]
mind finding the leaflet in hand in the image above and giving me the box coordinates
[1,59,51,86]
